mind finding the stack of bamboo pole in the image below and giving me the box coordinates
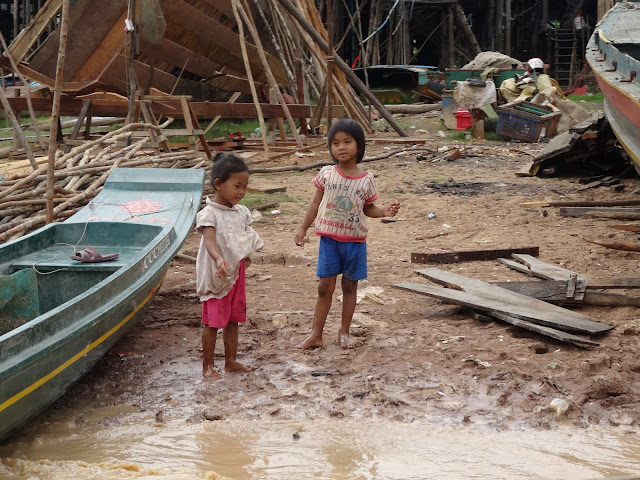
[0,122,203,243]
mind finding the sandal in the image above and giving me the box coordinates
[70,246,119,263]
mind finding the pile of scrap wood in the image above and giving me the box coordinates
[521,112,629,177]
[393,249,640,348]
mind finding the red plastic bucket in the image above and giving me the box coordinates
[455,108,472,130]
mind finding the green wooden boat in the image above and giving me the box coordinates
[0,168,204,441]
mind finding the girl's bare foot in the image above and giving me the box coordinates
[339,333,358,349]
[203,365,222,379]
[296,335,324,349]
[225,361,254,373]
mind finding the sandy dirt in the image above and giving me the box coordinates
[51,117,640,433]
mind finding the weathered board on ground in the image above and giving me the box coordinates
[411,247,539,264]
[488,311,599,347]
[402,268,612,334]
[393,281,610,336]
[560,207,640,217]
[491,280,640,307]
[503,253,588,300]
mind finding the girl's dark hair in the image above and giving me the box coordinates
[327,119,366,163]
[210,152,248,187]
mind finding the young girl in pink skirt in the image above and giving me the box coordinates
[195,153,263,378]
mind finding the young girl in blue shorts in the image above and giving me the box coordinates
[294,119,400,349]
[196,153,263,378]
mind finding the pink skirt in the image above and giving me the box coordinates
[201,260,247,328]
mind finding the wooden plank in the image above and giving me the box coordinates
[491,280,640,306]
[2,97,312,119]
[413,268,611,334]
[394,281,611,335]
[532,131,580,164]
[489,312,599,348]
[141,38,223,81]
[30,0,127,79]
[72,11,127,82]
[161,1,286,84]
[560,206,640,217]
[509,253,586,283]
[497,258,533,276]
[589,277,640,289]
[520,199,640,208]
[7,0,62,63]
[411,247,539,264]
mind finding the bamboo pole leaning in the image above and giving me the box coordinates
[47,0,70,223]
[276,0,407,136]
[0,31,45,149]
[237,0,304,147]
[230,0,270,152]
[0,83,37,170]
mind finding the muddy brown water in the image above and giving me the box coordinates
[1,404,639,479]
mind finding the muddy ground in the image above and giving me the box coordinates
[50,113,640,433]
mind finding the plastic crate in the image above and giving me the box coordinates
[496,101,561,142]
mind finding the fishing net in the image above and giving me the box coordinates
[0,269,40,336]
[140,0,166,46]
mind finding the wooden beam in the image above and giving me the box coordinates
[7,0,62,63]
[162,0,287,85]
[394,279,611,335]
[142,38,223,81]
[72,11,127,82]
[1,96,312,119]
[29,0,126,79]
[411,247,539,264]
[489,311,600,348]
[520,199,640,208]
[413,268,612,334]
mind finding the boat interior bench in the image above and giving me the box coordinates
[9,245,142,273]
[1,222,165,316]
[7,222,164,274]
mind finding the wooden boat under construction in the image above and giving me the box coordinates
[2,0,288,99]
[586,0,640,174]
[0,168,204,441]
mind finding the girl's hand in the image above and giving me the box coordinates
[384,200,400,217]
[294,228,308,247]
[215,258,231,278]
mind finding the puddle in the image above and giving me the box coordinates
[1,414,639,479]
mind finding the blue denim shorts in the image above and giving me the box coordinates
[316,236,367,280]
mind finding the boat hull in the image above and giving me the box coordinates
[0,168,204,441]
[585,1,640,174]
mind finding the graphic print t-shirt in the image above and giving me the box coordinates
[313,165,378,242]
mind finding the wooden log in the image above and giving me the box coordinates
[586,239,640,252]
[47,0,70,223]
[611,224,640,232]
[383,103,442,114]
